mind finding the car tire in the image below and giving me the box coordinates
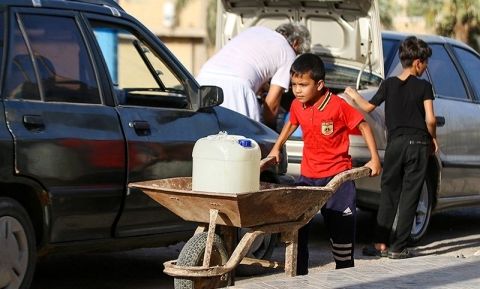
[0,197,37,289]
[174,232,229,289]
[235,231,278,276]
[408,181,433,244]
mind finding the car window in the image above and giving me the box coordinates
[428,44,468,100]
[385,52,401,78]
[90,21,188,109]
[4,14,101,103]
[0,11,4,89]
[452,46,480,101]
[382,38,399,74]
[3,17,41,101]
[384,50,428,82]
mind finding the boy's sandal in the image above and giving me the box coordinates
[362,245,388,257]
[388,248,415,259]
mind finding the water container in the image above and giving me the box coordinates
[192,132,261,193]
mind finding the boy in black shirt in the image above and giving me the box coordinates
[344,36,438,258]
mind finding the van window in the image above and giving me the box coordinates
[90,21,188,109]
[4,14,101,103]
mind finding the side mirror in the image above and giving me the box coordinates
[198,85,223,109]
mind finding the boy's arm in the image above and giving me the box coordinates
[268,120,298,163]
[424,99,439,153]
[357,121,382,176]
[344,87,377,113]
[263,84,285,127]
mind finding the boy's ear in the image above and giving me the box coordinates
[316,80,324,91]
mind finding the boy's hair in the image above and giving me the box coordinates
[399,36,432,68]
[290,53,325,82]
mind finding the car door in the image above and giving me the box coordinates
[85,14,221,237]
[425,43,480,200]
[446,44,480,200]
[386,40,480,201]
[2,9,126,242]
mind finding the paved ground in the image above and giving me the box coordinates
[230,254,480,288]
[31,208,480,289]
[228,208,480,289]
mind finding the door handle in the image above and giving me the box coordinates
[436,116,445,127]
[23,115,45,131]
[129,120,151,136]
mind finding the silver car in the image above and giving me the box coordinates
[217,0,480,245]
[287,31,480,243]
[216,0,384,271]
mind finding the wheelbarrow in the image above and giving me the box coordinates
[129,163,371,289]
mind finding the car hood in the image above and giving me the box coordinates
[218,0,384,79]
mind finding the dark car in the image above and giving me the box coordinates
[0,1,286,288]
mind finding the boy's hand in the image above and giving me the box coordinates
[344,86,359,101]
[364,159,382,177]
[431,137,439,154]
[268,149,281,164]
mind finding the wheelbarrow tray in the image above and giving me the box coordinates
[129,168,369,228]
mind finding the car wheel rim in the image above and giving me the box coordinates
[0,216,29,288]
[239,228,272,258]
[411,184,429,235]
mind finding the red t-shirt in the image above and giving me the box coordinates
[290,91,364,178]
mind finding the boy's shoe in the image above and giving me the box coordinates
[362,245,388,257]
[388,248,415,259]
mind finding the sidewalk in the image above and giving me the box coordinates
[230,255,480,288]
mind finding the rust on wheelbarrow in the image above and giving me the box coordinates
[129,166,371,285]
[130,167,370,228]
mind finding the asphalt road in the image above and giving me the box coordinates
[31,208,480,289]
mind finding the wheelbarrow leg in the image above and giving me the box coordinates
[219,226,237,286]
[282,230,298,277]
[203,209,219,267]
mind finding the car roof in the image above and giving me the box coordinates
[382,30,475,52]
[0,0,123,12]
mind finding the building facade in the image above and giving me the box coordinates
[119,0,209,76]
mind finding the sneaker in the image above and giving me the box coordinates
[362,245,388,257]
[388,248,415,259]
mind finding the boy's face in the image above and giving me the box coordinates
[291,73,324,104]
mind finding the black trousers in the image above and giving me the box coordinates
[374,134,430,252]
[296,176,356,274]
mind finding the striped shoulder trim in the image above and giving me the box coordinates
[317,92,332,111]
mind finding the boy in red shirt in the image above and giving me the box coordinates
[269,53,381,273]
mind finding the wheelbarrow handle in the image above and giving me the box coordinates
[260,156,277,172]
[324,167,372,192]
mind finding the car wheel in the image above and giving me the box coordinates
[235,230,278,276]
[174,232,229,289]
[0,197,37,289]
[408,182,433,244]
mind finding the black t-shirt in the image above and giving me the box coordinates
[369,75,434,139]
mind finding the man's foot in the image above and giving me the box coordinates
[362,245,388,257]
[388,248,415,259]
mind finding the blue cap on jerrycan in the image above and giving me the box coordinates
[238,139,252,148]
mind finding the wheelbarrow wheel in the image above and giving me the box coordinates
[174,232,229,289]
